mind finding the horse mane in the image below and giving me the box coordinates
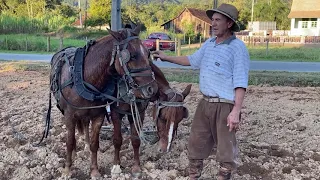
[83,29,130,88]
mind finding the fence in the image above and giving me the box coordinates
[237,35,320,45]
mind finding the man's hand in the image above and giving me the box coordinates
[152,51,166,61]
[227,109,241,132]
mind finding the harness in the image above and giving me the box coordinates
[34,29,156,146]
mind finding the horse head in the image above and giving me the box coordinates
[107,25,158,100]
[153,84,192,153]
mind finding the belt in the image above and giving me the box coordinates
[202,95,234,104]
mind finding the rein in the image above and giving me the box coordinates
[34,29,155,146]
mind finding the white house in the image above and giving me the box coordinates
[288,0,320,36]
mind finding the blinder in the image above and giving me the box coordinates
[120,49,130,64]
[110,28,156,101]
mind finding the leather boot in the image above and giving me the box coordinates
[217,166,232,180]
[188,159,203,180]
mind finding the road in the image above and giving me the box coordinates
[0,53,320,72]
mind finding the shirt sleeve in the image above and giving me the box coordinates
[187,38,212,69]
[233,43,250,89]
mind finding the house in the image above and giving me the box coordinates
[288,0,320,36]
[248,21,277,32]
[161,8,212,38]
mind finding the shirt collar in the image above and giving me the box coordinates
[210,34,236,45]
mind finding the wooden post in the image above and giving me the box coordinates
[5,36,8,50]
[156,39,160,51]
[199,36,202,47]
[174,37,177,54]
[177,39,181,56]
[47,36,50,52]
[25,36,28,51]
[266,38,269,56]
[59,36,64,50]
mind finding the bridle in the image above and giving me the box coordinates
[153,88,186,151]
[110,29,155,97]
[154,89,185,123]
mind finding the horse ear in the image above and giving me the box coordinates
[131,24,141,36]
[129,20,137,29]
[107,28,121,41]
[182,84,192,99]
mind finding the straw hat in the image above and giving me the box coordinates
[206,3,240,32]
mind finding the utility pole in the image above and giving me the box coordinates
[78,0,82,28]
[84,0,88,29]
[250,0,254,31]
[111,0,122,31]
[213,0,218,8]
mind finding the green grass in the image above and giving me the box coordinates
[160,68,320,87]
[1,61,319,87]
[0,50,53,54]
[0,34,87,52]
[166,46,320,62]
[1,33,320,62]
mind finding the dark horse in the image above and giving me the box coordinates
[109,61,191,177]
[44,26,158,178]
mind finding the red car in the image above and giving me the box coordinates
[142,33,175,51]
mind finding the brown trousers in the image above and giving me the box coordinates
[188,99,239,170]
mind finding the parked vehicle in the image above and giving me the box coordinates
[142,32,175,51]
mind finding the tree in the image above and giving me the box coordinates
[254,0,291,30]
[45,0,62,10]
[87,0,112,28]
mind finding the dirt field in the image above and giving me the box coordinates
[0,70,320,180]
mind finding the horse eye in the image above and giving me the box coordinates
[131,54,136,59]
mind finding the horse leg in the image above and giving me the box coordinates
[128,112,145,178]
[111,111,124,176]
[63,115,77,177]
[84,120,90,152]
[89,114,104,178]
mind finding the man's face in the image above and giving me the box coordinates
[211,12,234,37]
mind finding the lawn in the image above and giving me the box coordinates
[1,61,319,87]
[0,33,320,62]
[166,46,320,62]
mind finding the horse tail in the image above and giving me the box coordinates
[76,120,84,135]
[33,92,52,147]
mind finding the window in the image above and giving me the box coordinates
[294,18,301,28]
[311,21,317,28]
[302,21,308,28]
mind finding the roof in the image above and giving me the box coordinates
[288,0,320,18]
[187,8,212,24]
[161,7,211,26]
[72,15,87,26]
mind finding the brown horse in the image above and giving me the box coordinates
[44,26,158,178]
[109,61,191,177]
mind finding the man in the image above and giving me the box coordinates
[152,3,250,180]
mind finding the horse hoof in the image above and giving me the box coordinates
[132,172,142,178]
[132,166,142,178]
[62,168,72,179]
[91,169,101,179]
[111,165,122,178]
